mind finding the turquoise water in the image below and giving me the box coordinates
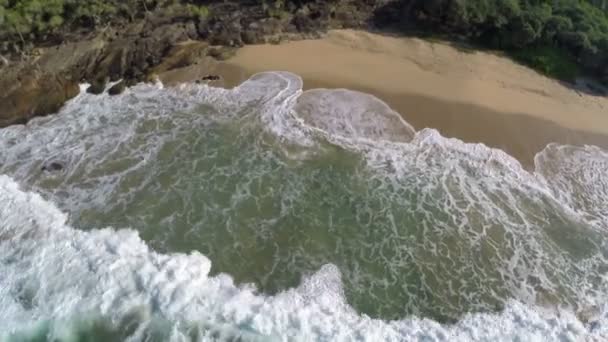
[0,72,607,340]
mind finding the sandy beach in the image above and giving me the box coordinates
[224,29,608,167]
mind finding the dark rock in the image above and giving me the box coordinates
[210,29,244,47]
[86,77,108,95]
[242,30,264,44]
[333,6,363,28]
[0,55,8,69]
[258,18,285,36]
[293,11,319,33]
[201,75,221,81]
[125,77,140,87]
[41,161,64,172]
[108,81,126,96]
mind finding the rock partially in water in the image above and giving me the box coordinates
[0,0,385,128]
[41,162,64,173]
[108,81,127,96]
[86,77,108,95]
[0,71,80,128]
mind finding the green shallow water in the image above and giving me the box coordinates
[55,106,603,323]
[0,73,606,331]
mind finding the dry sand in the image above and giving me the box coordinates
[224,30,608,167]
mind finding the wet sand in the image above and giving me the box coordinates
[305,79,608,167]
[224,30,608,167]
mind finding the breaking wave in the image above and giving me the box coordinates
[1,72,607,341]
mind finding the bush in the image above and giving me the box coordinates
[405,0,608,81]
[510,46,581,81]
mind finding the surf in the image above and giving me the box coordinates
[0,72,607,340]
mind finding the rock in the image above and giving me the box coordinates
[333,7,361,28]
[258,18,285,36]
[210,29,244,47]
[0,71,80,127]
[201,75,221,81]
[207,47,236,61]
[108,81,126,96]
[293,11,319,32]
[86,77,108,95]
[199,3,246,47]
[0,0,381,128]
[149,41,209,75]
[125,78,140,87]
[145,73,160,83]
[41,161,64,172]
[242,30,264,44]
[0,55,8,69]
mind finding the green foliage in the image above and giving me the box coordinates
[0,0,606,83]
[186,4,209,20]
[1,0,63,35]
[510,45,581,81]
[70,1,119,27]
[262,0,290,19]
[0,0,227,40]
[0,0,184,38]
[407,0,608,81]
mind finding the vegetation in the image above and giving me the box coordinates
[400,0,608,82]
[509,46,581,80]
[0,0,607,82]
[0,1,209,41]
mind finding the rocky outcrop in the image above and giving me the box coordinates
[149,41,209,75]
[0,71,79,127]
[86,77,108,95]
[0,0,395,128]
[108,81,127,96]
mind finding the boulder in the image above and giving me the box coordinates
[0,55,8,69]
[108,81,127,96]
[201,75,221,81]
[0,72,80,127]
[41,161,64,172]
[242,29,265,44]
[86,77,108,95]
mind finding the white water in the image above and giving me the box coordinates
[1,175,606,341]
[1,72,607,341]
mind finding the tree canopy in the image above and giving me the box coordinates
[403,0,608,81]
[1,0,607,82]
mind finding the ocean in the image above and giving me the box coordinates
[0,72,606,341]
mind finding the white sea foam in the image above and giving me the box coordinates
[1,71,607,341]
[1,175,606,341]
[535,144,608,230]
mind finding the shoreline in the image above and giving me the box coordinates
[223,29,608,166]
[303,79,608,168]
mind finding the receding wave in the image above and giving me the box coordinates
[0,72,607,340]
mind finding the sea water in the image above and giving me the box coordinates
[0,72,607,341]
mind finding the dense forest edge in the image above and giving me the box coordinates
[1,0,607,84]
[392,0,608,84]
[0,0,607,127]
